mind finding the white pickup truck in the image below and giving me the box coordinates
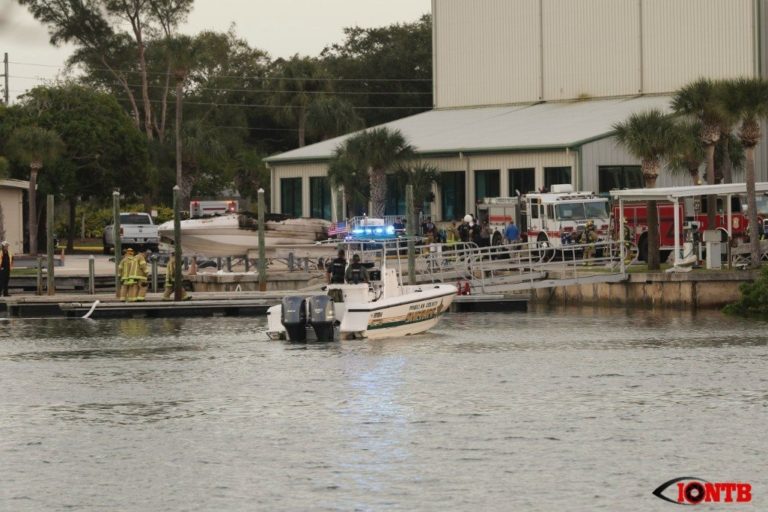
[103,212,160,255]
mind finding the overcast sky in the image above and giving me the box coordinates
[0,0,431,102]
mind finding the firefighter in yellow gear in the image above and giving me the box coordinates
[163,251,189,300]
[622,218,634,264]
[581,220,598,262]
[135,251,151,301]
[117,248,138,301]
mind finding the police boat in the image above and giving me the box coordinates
[266,223,457,342]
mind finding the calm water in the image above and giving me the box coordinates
[1,307,766,511]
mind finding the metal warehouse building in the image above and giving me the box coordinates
[266,0,768,222]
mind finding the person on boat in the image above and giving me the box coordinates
[345,253,369,284]
[458,216,471,243]
[326,249,347,284]
[117,247,138,302]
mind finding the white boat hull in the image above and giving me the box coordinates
[157,214,330,257]
[340,285,455,339]
[266,284,456,341]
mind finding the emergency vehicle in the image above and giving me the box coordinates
[190,199,238,218]
[476,184,611,248]
[615,196,747,261]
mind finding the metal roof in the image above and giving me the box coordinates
[610,182,768,202]
[266,95,673,164]
[0,179,31,190]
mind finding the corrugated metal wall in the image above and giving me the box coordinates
[642,0,755,93]
[543,0,641,100]
[433,0,541,108]
[434,0,759,108]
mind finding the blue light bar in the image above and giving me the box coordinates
[347,224,398,239]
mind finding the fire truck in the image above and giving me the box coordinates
[614,196,747,261]
[476,184,611,248]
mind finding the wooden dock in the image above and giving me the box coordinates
[1,291,528,319]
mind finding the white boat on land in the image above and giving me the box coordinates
[157,213,331,257]
[266,237,457,341]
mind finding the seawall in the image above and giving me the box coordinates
[530,270,759,309]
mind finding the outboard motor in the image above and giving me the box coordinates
[308,295,336,342]
[281,296,307,342]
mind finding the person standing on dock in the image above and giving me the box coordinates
[118,248,138,302]
[163,250,189,300]
[0,241,13,297]
[135,251,150,301]
[504,220,520,244]
[326,249,347,284]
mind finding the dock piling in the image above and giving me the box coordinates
[88,255,95,294]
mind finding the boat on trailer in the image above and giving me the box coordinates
[266,234,457,342]
[157,213,331,257]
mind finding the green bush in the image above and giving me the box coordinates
[723,266,768,317]
[55,203,172,238]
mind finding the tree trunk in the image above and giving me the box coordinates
[298,107,306,148]
[28,165,39,255]
[647,199,660,270]
[721,134,733,184]
[369,167,387,218]
[745,145,761,268]
[67,195,76,254]
[642,160,660,270]
[135,31,154,140]
[705,143,716,229]
[175,79,183,192]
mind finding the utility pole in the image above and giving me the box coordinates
[2,53,8,105]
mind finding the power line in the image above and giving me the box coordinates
[9,60,433,83]
[8,74,431,96]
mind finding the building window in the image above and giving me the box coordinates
[475,169,500,204]
[440,171,466,221]
[385,174,406,216]
[544,167,571,189]
[508,168,535,195]
[598,166,643,194]
[280,177,302,217]
[310,177,331,220]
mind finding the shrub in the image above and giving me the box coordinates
[723,266,768,317]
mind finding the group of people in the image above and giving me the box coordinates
[326,250,370,284]
[117,248,188,301]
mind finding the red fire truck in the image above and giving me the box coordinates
[476,185,611,247]
[614,196,747,261]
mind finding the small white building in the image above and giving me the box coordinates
[0,178,29,255]
[266,0,768,221]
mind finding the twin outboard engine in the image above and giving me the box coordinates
[308,295,335,341]
[280,295,336,342]
[281,296,307,342]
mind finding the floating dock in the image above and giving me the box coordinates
[1,291,528,319]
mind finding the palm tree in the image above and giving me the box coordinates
[668,119,705,185]
[306,96,365,142]
[672,79,728,226]
[613,110,678,270]
[7,126,63,255]
[335,127,415,218]
[327,152,368,218]
[723,77,768,267]
[269,56,331,148]
[395,161,439,215]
